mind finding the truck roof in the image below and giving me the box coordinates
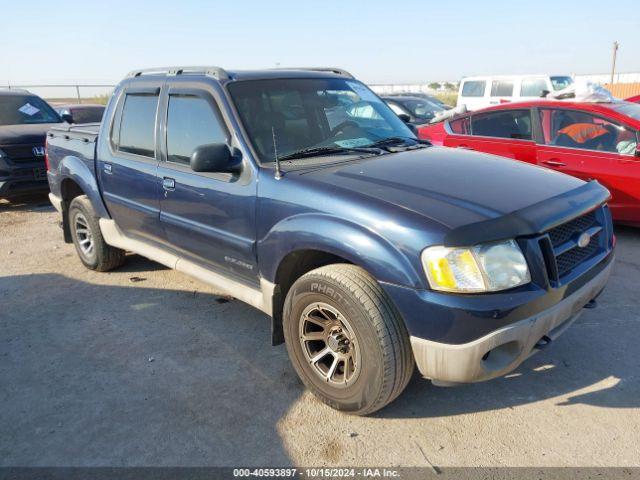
[125,66,354,82]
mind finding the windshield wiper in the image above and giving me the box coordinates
[277,145,382,161]
[366,136,430,149]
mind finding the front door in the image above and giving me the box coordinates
[536,108,640,223]
[156,82,258,285]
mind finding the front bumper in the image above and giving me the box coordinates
[409,257,613,384]
[0,157,48,198]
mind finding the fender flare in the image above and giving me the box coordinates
[58,155,110,219]
[259,213,423,289]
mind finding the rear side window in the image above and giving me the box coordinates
[520,78,548,97]
[71,107,104,124]
[461,81,486,97]
[118,94,158,157]
[490,81,514,97]
[166,95,228,165]
[471,109,532,140]
[448,116,470,135]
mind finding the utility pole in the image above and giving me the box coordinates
[610,41,619,84]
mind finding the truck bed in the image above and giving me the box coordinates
[47,123,100,175]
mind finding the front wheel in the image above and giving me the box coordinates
[283,264,414,415]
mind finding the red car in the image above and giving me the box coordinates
[626,95,640,103]
[418,100,640,225]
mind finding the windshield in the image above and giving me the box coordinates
[550,76,574,91]
[609,101,640,121]
[0,94,61,126]
[228,78,415,163]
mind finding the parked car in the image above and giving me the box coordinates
[46,66,614,414]
[382,95,446,124]
[55,104,105,124]
[418,100,640,225]
[457,75,574,111]
[0,89,62,198]
[384,92,452,109]
[626,95,640,104]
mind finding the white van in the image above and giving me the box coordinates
[456,75,573,111]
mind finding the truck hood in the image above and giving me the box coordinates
[296,146,598,236]
[0,123,61,145]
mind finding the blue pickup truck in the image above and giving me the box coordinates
[46,66,615,415]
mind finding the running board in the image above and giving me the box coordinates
[99,219,274,315]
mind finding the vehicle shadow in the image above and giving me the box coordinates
[0,193,53,213]
[0,272,299,466]
[1,226,638,465]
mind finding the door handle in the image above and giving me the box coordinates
[457,145,473,150]
[103,163,113,174]
[162,177,176,191]
[541,159,566,167]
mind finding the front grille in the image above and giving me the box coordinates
[1,145,45,164]
[547,211,597,246]
[541,208,606,282]
[555,231,601,276]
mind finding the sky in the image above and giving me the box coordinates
[2,0,639,89]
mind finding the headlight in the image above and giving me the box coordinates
[421,240,530,293]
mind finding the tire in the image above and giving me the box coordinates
[283,264,414,415]
[68,195,125,272]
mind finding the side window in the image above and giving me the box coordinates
[520,78,548,97]
[539,109,638,154]
[166,95,228,165]
[471,109,532,140]
[118,94,158,157]
[448,116,470,135]
[461,81,486,98]
[490,81,514,97]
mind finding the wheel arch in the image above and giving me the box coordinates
[261,214,422,345]
[57,156,110,242]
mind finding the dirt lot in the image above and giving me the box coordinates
[1,194,639,468]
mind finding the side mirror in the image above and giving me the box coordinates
[540,90,550,98]
[190,143,241,174]
[60,112,74,123]
[397,113,411,123]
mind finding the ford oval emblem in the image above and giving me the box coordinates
[577,232,591,248]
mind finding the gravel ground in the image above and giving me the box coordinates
[1,194,639,468]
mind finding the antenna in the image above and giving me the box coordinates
[272,127,282,179]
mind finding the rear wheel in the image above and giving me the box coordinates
[283,264,414,415]
[68,195,125,271]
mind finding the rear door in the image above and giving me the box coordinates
[488,79,515,106]
[442,108,537,164]
[155,80,258,284]
[97,81,164,241]
[535,107,640,223]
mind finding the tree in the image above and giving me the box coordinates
[443,82,456,91]
[428,82,441,90]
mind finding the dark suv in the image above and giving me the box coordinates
[0,89,61,198]
[46,66,614,414]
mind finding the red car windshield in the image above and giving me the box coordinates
[609,102,640,122]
